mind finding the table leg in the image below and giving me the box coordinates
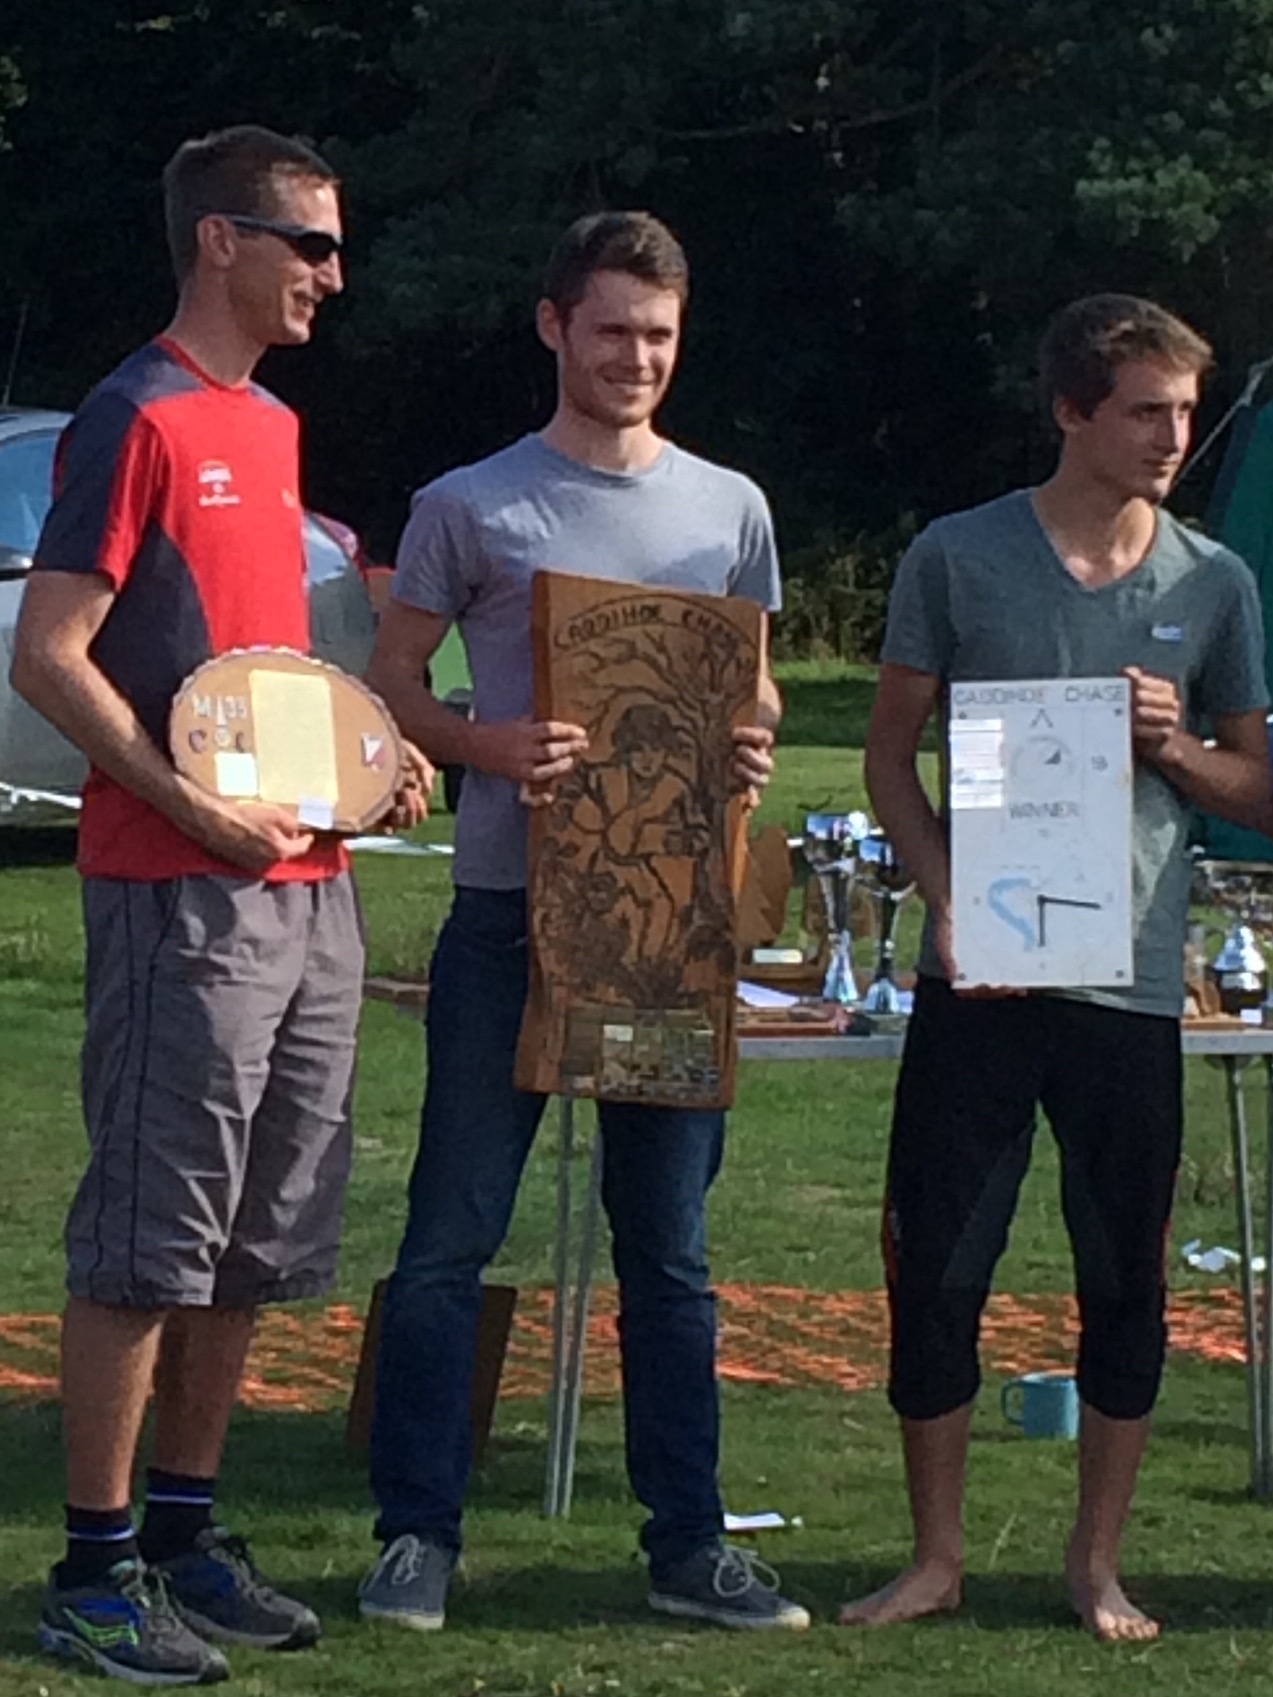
[558,1124,604,1518]
[1226,1057,1267,1497]
[543,1093,575,1517]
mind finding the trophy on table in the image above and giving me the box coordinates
[802,811,871,1004]
[1191,858,1273,1021]
[857,830,915,1016]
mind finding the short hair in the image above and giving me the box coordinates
[1038,293,1213,418]
[543,211,689,321]
[163,124,338,282]
[612,703,686,758]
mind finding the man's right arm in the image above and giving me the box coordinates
[366,600,587,791]
[11,572,312,871]
[864,661,956,977]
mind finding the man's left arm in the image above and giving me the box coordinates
[732,636,781,804]
[1128,667,1271,830]
[730,489,783,804]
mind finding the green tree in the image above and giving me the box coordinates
[7,2,1273,641]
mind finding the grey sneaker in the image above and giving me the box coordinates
[649,1543,811,1631]
[155,1527,320,1650]
[358,1534,456,1631]
[38,1557,230,1685]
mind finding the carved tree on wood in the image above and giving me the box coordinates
[515,572,762,1108]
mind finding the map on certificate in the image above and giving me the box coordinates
[949,677,1133,989]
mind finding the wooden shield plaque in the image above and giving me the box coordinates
[514,572,764,1108]
[169,647,403,834]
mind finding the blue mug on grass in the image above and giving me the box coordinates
[1001,1370,1079,1439]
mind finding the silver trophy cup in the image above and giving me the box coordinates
[1191,858,1273,1021]
[802,811,871,1004]
[857,831,915,1016]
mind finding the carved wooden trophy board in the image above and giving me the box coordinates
[514,571,763,1109]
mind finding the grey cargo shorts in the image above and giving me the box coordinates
[67,871,364,1309]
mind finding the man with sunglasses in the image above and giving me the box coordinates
[12,124,418,1686]
[220,211,345,268]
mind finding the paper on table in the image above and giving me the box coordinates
[347,837,456,856]
[1182,1237,1266,1274]
[737,981,801,1010]
[251,670,338,805]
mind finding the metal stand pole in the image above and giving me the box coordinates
[542,1096,602,1517]
[1226,1058,1267,1497]
[559,1132,604,1517]
[1262,1057,1273,1498]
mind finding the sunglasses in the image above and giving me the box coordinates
[223,214,343,266]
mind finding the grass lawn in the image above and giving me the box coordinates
[1,662,1270,1695]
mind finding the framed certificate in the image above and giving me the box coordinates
[949,677,1134,989]
[169,647,403,834]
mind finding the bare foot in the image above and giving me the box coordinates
[837,1562,961,1627]
[1067,1562,1160,1642]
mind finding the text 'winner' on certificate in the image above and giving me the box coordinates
[948,677,1133,990]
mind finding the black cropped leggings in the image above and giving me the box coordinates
[884,978,1181,1423]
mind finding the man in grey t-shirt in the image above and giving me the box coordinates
[357,212,808,1633]
[840,297,1270,1642]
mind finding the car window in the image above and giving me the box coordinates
[0,430,57,558]
[302,513,350,588]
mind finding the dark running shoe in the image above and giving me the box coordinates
[38,1557,229,1685]
[358,1533,456,1631]
[648,1543,811,1631]
[155,1527,320,1650]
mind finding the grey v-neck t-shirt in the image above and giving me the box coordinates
[881,489,1268,1016]
[393,433,781,890]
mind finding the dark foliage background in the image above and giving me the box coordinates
[4,1,1273,654]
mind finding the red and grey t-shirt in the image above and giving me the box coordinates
[33,336,344,882]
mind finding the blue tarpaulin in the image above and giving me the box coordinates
[1200,394,1273,862]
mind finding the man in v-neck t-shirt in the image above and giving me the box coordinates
[357,212,808,1636]
[841,296,1271,1642]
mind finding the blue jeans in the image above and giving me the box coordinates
[369,887,726,1574]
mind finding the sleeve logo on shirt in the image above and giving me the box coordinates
[197,460,241,508]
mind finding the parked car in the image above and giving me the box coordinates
[424,625,473,814]
[0,407,376,824]
[337,521,473,814]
